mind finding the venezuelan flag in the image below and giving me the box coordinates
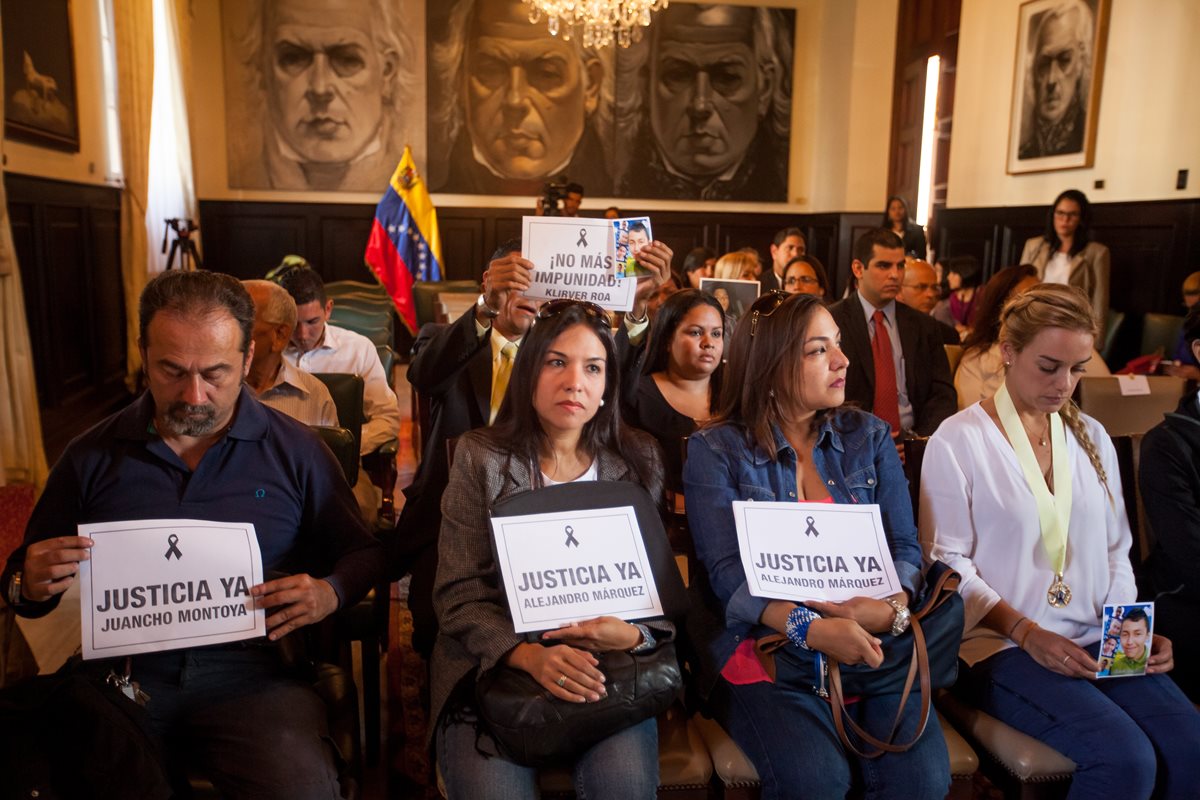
[364,146,443,333]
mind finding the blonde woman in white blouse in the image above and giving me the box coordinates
[920,285,1199,799]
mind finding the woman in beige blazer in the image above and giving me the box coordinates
[429,300,671,800]
[1020,189,1110,335]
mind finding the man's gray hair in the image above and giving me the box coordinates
[243,279,297,330]
[236,0,413,111]
[428,0,614,176]
[1026,0,1094,89]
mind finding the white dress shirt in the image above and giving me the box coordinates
[257,358,339,428]
[918,403,1137,665]
[284,324,400,454]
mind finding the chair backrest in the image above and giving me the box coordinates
[375,345,396,381]
[412,280,478,328]
[1076,376,1185,436]
[312,373,365,457]
[310,425,359,486]
[944,344,963,376]
[1101,309,1126,362]
[1139,312,1184,357]
[325,280,388,301]
[329,305,393,347]
[902,436,930,523]
[331,293,395,314]
[1108,433,1151,572]
[436,292,477,323]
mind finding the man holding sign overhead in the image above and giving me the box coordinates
[2,271,383,798]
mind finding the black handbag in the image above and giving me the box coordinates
[476,642,681,767]
[754,561,965,757]
[473,481,687,766]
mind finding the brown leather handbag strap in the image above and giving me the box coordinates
[827,616,933,759]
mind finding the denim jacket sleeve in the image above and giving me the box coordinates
[683,429,769,636]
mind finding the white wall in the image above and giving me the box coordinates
[188,0,897,214]
[3,0,117,187]
[949,0,1200,208]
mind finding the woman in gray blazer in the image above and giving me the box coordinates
[1020,189,1110,335]
[429,300,672,800]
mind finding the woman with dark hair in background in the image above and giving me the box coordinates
[680,247,717,289]
[1020,189,1110,334]
[431,300,673,799]
[955,265,1109,409]
[684,291,948,800]
[624,290,725,492]
[882,195,928,259]
[782,254,829,299]
[933,255,983,335]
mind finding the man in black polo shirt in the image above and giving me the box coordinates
[2,270,383,799]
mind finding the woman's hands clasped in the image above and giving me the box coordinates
[807,595,899,635]
[505,640,608,704]
[807,617,885,667]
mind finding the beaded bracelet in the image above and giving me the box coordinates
[786,606,821,651]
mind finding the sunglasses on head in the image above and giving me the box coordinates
[536,298,611,325]
[748,290,790,337]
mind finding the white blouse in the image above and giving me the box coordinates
[918,404,1137,665]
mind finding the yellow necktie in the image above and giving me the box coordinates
[489,341,518,424]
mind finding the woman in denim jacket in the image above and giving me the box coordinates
[683,292,948,800]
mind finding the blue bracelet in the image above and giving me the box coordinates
[785,606,820,651]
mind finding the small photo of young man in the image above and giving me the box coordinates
[1097,603,1153,679]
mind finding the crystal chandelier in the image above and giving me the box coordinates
[523,0,669,48]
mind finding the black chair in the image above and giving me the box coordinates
[902,436,930,523]
[312,374,364,484]
[310,425,358,489]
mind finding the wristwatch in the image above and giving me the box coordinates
[5,571,23,607]
[885,598,911,636]
[475,293,500,319]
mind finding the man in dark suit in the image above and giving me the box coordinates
[397,239,672,656]
[829,229,956,454]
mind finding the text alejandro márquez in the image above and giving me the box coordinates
[515,561,645,607]
[754,553,886,589]
[95,577,250,632]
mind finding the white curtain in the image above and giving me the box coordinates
[145,0,197,273]
[0,5,49,488]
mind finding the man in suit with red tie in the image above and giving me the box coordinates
[829,229,956,457]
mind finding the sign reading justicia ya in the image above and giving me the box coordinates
[734,502,902,603]
[78,519,266,659]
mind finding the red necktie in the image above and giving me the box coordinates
[871,310,901,433]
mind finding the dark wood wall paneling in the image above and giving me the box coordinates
[935,198,1200,365]
[7,174,127,462]
[199,200,880,306]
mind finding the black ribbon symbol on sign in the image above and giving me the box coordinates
[164,534,183,560]
[564,525,579,548]
[576,229,588,247]
[804,516,820,537]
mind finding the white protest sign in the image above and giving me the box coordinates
[490,506,662,633]
[522,216,636,311]
[78,519,266,659]
[734,502,902,603]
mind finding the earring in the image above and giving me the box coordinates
[600,398,605,406]
[1004,361,1011,367]
[768,389,775,398]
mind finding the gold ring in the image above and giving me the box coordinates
[1062,654,1071,665]
[556,675,566,688]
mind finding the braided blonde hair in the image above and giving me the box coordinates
[998,284,1110,497]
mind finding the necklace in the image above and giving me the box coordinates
[1018,414,1050,447]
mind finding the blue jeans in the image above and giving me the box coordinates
[134,646,341,800]
[437,712,659,800]
[710,655,950,800]
[966,645,1200,799]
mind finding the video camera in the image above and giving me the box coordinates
[541,176,572,217]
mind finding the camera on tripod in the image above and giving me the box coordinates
[540,177,571,217]
[162,218,202,271]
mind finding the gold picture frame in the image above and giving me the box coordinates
[1006,0,1110,175]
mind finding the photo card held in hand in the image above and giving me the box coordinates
[1096,602,1154,679]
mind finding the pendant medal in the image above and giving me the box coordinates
[1047,573,1072,608]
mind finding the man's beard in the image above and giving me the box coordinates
[160,401,220,437]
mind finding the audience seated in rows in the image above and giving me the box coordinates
[2,271,385,797]
[242,279,338,427]
[684,292,949,799]
[781,254,828,299]
[921,285,1200,797]
[396,240,673,657]
[713,250,759,283]
[431,301,674,800]
[931,255,981,337]
[830,228,957,451]
[1021,188,1110,335]
[954,265,1109,410]
[1139,302,1200,703]
[679,246,716,289]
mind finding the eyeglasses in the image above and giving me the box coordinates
[536,298,612,326]
[785,275,819,286]
[748,290,789,337]
[1053,210,1081,220]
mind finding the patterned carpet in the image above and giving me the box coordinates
[388,578,439,799]
[0,483,35,564]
